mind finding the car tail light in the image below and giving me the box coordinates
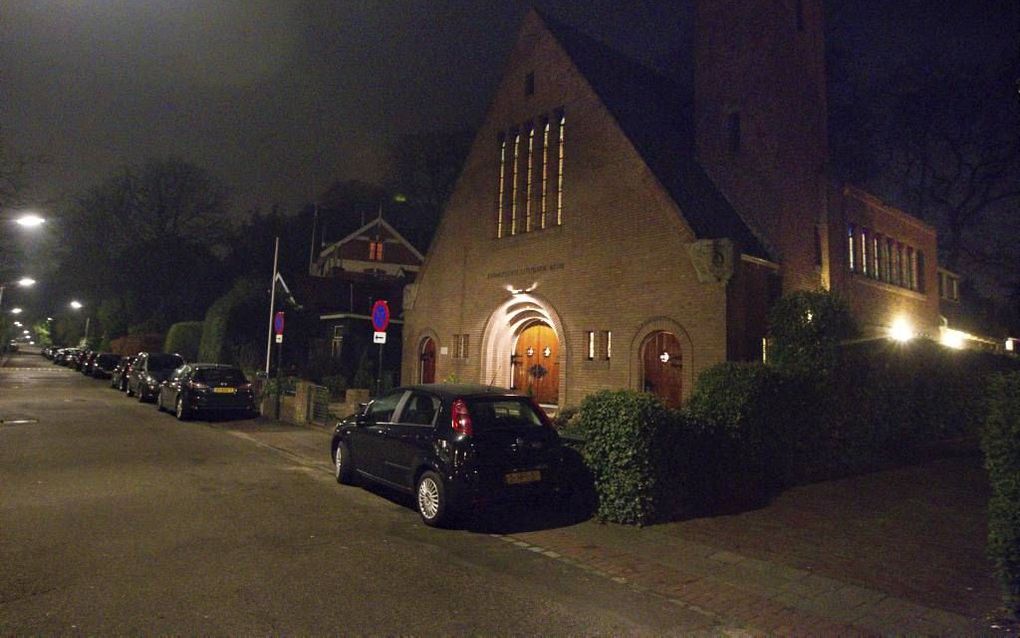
[451,398,473,436]
[188,381,209,390]
[237,383,252,391]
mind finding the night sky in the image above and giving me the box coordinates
[2,1,1017,215]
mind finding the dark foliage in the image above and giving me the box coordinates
[982,373,1020,618]
[163,321,204,362]
[766,290,857,378]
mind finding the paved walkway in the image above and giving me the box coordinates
[215,416,1014,635]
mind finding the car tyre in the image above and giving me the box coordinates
[126,382,134,397]
[138,387,148,403]
[175,395,191,421]
[334,442,357,485]
[416,470,452,528]
[156,393,165,412]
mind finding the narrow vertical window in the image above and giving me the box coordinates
[556,113,566,226]
[916,251,925,292]
[913,248,922,289]
[496,135,506,238]
[847,223,856,272]
[541,120,550,229]
[602,330,612,360]
[510,132,520,235]
[727,111,741,154]
[897,243,906,287]
[860,228,869,276]
[886,238,895,283]
[525,125,535,232]
[586,331,595,361]
[462,334,469,359]
[871,234,880,279]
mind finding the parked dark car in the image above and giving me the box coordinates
[79,351,99,375]
[330,384,565,527]
[110,355,137,390]
[87,353,122,379]
[127,352,185,402]
[69,349,91,371]
[157,364,257,420]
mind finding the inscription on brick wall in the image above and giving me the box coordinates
[486,262,565,279]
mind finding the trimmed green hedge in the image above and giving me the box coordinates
[982,373,1020,617]
[164,321,203,362]
[198,278,261,364]
[767,290,856,378]
[577,390,675,525]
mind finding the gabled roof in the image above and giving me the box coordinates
[537,10,769,259]
[318,217,425,263]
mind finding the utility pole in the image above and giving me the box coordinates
[264,237,280,377]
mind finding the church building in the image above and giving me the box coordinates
[401,2,939,409]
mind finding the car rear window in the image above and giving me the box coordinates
[149,354,184,370]
[193,368,247,384]
[464,397,547,431]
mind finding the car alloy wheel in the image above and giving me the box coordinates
[175,396,189,421]
[334,443,356,485]
[416,471,450,527]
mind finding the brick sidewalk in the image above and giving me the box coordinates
[219,417,1013,635]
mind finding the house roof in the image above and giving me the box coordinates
[319,217,425,263]
[538,10,769,259]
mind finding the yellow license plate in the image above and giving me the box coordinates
[213,387,237,394]
[505,470,541,485]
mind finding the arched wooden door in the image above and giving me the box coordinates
[512,323,559,405]
[419,337,436,384]
[641,331,683,408]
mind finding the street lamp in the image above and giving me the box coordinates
[70,300,83,310]
[11,307,23,314]
[0,276,37,311]
[14,213,45,228]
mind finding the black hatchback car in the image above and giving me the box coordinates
[127,352,185,402]
[157,364,257,420]
[331,384,564,527]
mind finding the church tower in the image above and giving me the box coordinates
[694,0,829,292]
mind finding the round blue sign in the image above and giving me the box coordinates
[371,300,390,332]
[273,311,285,335]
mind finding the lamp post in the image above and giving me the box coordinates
[0,277,36,312]
[14,213,45,229]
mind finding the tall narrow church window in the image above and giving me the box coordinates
[525,125,535,232]
[847,223,856,272]
[908,248,918,290]
[872,234,880,279]
[510,132,521,235]
[602,330,612,360]
[496,135,507,238]
[541,120,550,229]
[860,228,869,276]
[586,331,595,360]
[727,112,741,154]
[556,113,566,226]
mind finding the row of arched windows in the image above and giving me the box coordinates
[495,109,566,238]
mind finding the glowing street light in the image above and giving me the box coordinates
[70,300,83,310]
[889,317,915,343]
[16,277,36,287]
[11,307,23,315]
[15,213,45,228]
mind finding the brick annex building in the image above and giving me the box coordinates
[402,1,939,409]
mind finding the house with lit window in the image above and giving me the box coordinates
[402,3,941,410]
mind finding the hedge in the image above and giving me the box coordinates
[577,390,675,525]
[164,321,204,362]
[198,278,262,364]
[982,373,1020,617]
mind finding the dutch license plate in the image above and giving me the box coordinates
[505,470,541,485]
[213,387,237,394]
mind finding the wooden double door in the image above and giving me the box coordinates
[512,323,559,405]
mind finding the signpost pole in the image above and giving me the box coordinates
[370,300,390,397]
[275,339,282,420]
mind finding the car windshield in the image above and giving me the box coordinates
[149,354,184,370]
[464,397,547,431]
[193,368,247,384]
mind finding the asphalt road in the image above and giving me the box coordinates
[0,350,718,635]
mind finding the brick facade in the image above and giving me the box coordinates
[402,5,940,408]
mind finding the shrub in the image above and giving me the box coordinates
[686,362,811,503]
[982,372,1020,617]
[164,321,204,361]
[577,390,674,525]
[767,290,856,378]
[321,374,348,399]
[199,278,262,364]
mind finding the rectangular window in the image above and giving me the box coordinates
[510,132,521,235]
[950,277,959,300]
[886,238,895,284]
[496,135,506,238]
[871,234,880,280]
[540,120,550,230]
[916,251,925,292]
[556,112,565,226]
[847,223,856,272]
[860,228,869,276]
[906,248,915,290]
[525,125,535,232]
[601,330,612,360]
[368,240,384,261]
[586,331,595,361]
[454,334,470,359]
